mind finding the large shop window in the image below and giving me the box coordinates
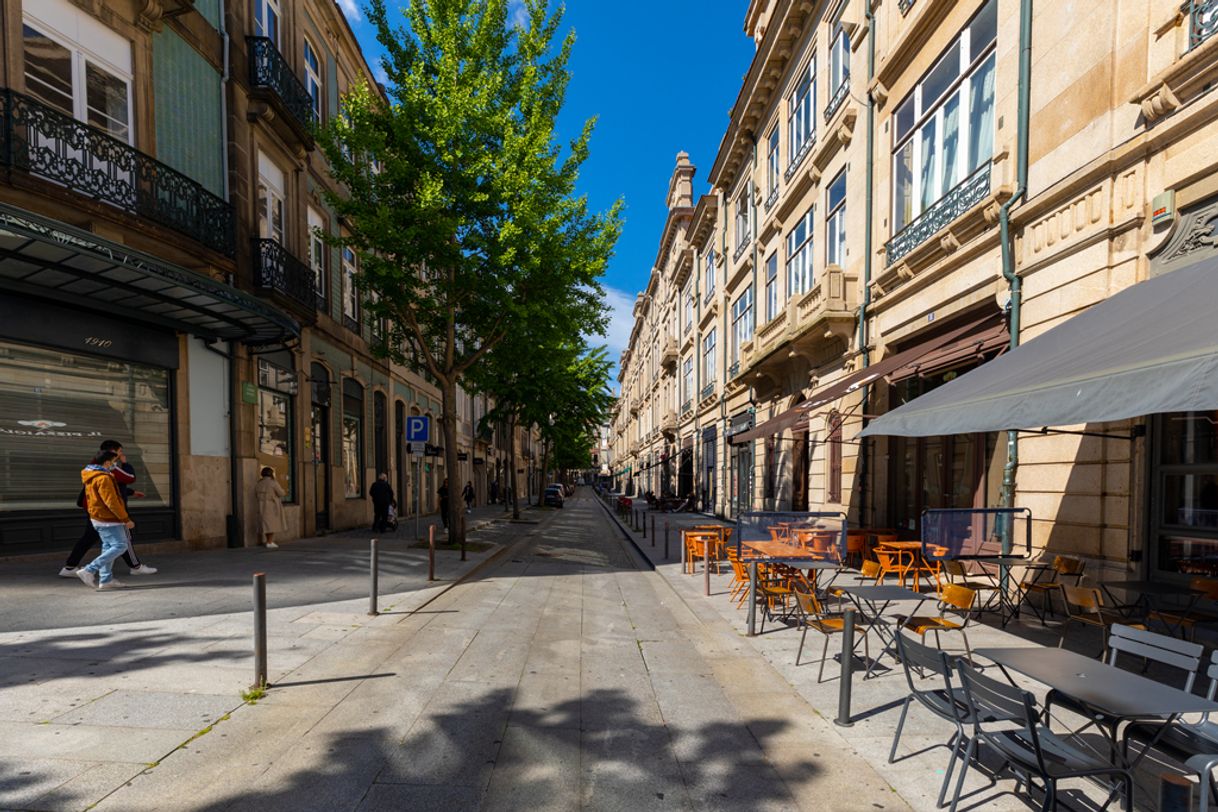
[0,339,171,511]
[891,0,996,233]
[257,357,296,502]
[342,378,364,498]
[1150,412,1218,577]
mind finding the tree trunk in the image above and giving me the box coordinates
[440,377,464,559]
[507,413,520,520]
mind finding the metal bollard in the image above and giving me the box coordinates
[369,538,379,616]
[651,515,655,547]
[252,572,267,690]
[746,562,758,635]
[704,533,712,596]
[680,528,686,570]
[428,524,436,582]
[643,512,647,539]
[835,608,856,727]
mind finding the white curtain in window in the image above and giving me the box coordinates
[968,55,996,173]
[919,119,938,212]
[941,91,961,193]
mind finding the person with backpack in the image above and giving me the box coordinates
[60,440,157,578]
[462,481,475,513]
[75,450,135,590]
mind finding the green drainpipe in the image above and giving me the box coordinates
[999,0,1033,516]
[858,2,876,529]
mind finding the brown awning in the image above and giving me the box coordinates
[729,310,1004,445]
[890,319,1009,382]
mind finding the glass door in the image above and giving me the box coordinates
[1150,412,1218,578]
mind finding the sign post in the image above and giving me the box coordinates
[405,416,430,541]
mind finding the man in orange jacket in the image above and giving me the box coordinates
[76,450,136,590]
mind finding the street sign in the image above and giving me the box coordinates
[405,415,430,443]
[425,443,442,457]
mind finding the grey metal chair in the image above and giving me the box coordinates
[890,631,969,809]
[954,660,1134,812]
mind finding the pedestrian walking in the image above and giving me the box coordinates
[369,473,394,533]
[75,451,135,590]
[438,478,450,529]
[60,439,157,578]
[462,481,475,513]
[255,467,286,549]
[489,479,499,505]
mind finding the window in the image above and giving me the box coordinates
[257,152,285,244]
[788,55,816,164]
[765,254,779,322]
[342,378,364,497]
[342,245,359,324]
[257,357,296,501]
[735,189,750,251]
[702,328,717,386]
[829,24,850,98]
[307,207,327,305]
[22,18,132,143]
[828,411,843,502]
[683,282,693,334]
[254,0,281,45]
[731,287,754,364]
[303,37,323,123]
[826,170,847,267]
[766,127,780,198]
[786,206,815,298]
[374,390,388,479]
[682,357,693,406]
[892,0,996,232]
[703,244,716,301]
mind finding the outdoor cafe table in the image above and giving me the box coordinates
[964,555,1033,627]
[1100,580,1205,636]
[977,646,1218,806]
[837,584,928,678]
[743,540,840,636]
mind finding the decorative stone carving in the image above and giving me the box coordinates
[1152,200,1218,275]
[1136,82,1181,123]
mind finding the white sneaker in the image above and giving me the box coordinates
[59,566,78,578]
[75,569,97,588]
[97,579,126,590]
[265,542,279,550]
[129,565,158,575]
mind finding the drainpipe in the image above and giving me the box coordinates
[219,0,231,200]
[857,2,877,529]
[998,0,1033,512]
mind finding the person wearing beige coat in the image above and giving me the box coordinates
[255,466,286,549]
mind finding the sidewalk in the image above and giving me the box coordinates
[0,511,540,812]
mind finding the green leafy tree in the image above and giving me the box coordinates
[528,345,614,501]
[315,0,621,549]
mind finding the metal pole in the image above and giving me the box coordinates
[680,528,687,571]
[747,562,758,635]
[428,524,436,581]
[835,608,856,727]
[704,532,712,596]
[414,456,420,541]
[642,511,647,539]
[664,521,670,559]
[368,539,379,616]
[252,572,267,690]
[650,514,655,546]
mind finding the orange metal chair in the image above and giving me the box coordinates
[1147,577,1218,639]
[793,582,870,682]
[873,546,913,587]
[899,584,976,661]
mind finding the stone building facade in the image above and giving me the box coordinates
[612,0,1218,581]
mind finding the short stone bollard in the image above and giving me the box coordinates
[368,538,379,616]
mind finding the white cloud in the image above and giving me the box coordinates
[508,0,529,29]
[336,0,361,21]
[598,285,637,372]
[374,64,390,86]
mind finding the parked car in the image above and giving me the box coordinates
[544,485,565,508]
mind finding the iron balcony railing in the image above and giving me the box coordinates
[728,361,740,379]
[899,0,915,13]
[0,89,234,256]
[700,382,716,400]
[765,184,780,212]
[784,132,816,182]
[733,233,752,263]
[253,238,316,316]
[681,398,692,414]
[1189,0,1218,49]
[885,164,991,265]
[825,77,850,122]
[247,37,316,134]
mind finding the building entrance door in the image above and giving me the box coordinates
[792,430,810,511]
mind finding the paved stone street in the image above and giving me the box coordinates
[0,490,904,811]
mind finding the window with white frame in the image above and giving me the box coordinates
[303,37,323,123]
[731,288,754,364]
[307,206,327,302]
[22,8,132,144]
[683,281,693,334]
[682,356,693,405]
[342,245,359,322]
[786,206,814,298]
[829,24,850,97]
[788,55,816,164]
[702,328,717,387]
[734,189,750,251]
[892,0,996,233]
[703,243,716,301]
[766,127,780,198]
[826,170,847,267]
[254,0,281,44]
[256,152,286,244]
[765,253,778,322]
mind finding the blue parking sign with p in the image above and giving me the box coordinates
[406,416,430,443]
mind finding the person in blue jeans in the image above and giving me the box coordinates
[76,451,136,590]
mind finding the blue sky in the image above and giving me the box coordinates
[336,0,755,367]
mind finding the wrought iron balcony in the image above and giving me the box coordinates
[899,0,915,13]
[681,398,693,414]
[885,164,991,266]
[700,382,716,401]
[247,37,316,141]
[728,361,740,379]
[825,78,850,122]
[733,233,752,263]
[784,133,816,182]
[253,238,316,318]
[765,185,779,213]
[1189,0,1218,49]
[0,89,234,257]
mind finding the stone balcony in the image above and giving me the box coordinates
[660,410,677,437]
[740,265,857,385]
[660,337,678,369]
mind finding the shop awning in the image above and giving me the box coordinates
[729,311,1003,444]
[859,256,1218,438]
[0,203,298,346]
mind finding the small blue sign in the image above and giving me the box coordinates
[405,416,430,442]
